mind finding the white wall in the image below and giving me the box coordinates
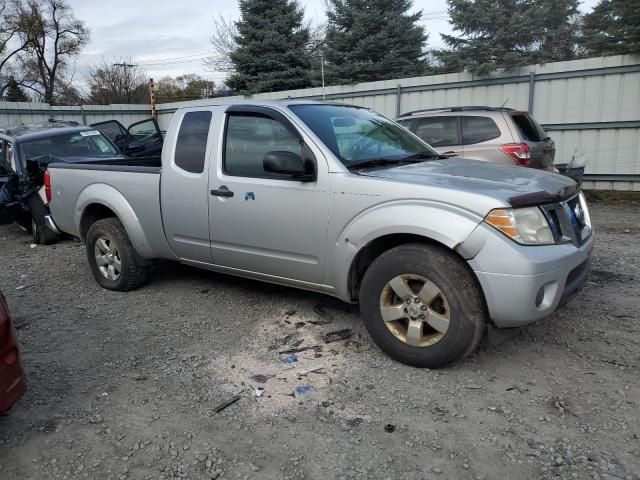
[2,54,639,190]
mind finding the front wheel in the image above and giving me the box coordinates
[86,218,151,291]
[359,244,487,368]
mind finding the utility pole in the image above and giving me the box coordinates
[149,78,157,118]
[113,63,137,104]
[320,55,326,101]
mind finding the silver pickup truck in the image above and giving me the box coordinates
[45,101,594,368]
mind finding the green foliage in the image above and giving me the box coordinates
[324,0,428,84]
[3,77,27,101]
[156,74,221,102]
[227,0,312,94]
[581,0,640,56]
[436,0,580,75]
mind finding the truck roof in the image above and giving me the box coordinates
[0,121,95,143]
[171,99,346,111]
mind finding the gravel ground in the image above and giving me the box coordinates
[0,195,639,480]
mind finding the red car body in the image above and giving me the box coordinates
[0,290,26,414]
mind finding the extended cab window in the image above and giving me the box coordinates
[461,116,501,145]
[224,114,302,178]
[174,111,212,174]
[413,117,459,147]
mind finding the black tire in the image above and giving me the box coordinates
[359,243,486,368]
[86,217,151,291]
[27,196,60,245]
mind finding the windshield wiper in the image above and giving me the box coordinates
[347,158,424,170]
[401,152,443,160]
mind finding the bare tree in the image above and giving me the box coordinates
[0,0,32,96]
[203,14,237,74]
[18,0,88,104]
[85,59,148,105]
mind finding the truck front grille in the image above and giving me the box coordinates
[541,194,592,247]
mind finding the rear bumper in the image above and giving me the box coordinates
[464,224,594,328]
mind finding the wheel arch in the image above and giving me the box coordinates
[74,183,155,258]
[346,233,451,301]
[79,203,118,242]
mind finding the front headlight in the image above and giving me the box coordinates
[578,192,593,239]
[485,207,555,245]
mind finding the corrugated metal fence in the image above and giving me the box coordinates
[1,54,639,190]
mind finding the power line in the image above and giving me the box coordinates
[136,52,214,66]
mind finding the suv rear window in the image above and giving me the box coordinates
[413,117,459,147]
[511,114,548,142]
[461,116,501,145]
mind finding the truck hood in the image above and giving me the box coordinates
[359,158,580,208]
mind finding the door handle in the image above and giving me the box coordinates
[442,151,459,157]
[211,186,234,198]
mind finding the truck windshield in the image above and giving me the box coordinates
[289,104,439,167]
[20,131,120,161]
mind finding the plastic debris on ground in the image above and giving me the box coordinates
[295,365,325,377]
[324,329,354,343]
[250,374,271,384]
[294,386,312,395]
[281,354,298,364]
[214,395,241,413]
[310,304,334,325]
[278,345,322,355]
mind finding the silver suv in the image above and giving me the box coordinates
[396,106,555,170]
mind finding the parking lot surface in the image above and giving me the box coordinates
[0,194,639,480]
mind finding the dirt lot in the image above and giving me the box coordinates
[0,195,639,480]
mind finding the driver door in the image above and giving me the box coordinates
[209,106,329,285]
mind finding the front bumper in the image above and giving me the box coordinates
[462,223,594,328]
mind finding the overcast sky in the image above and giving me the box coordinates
[68,0,600,87]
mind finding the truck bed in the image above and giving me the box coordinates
[47,160,174,260]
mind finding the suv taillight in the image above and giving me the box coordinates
[44,170,52,204]
[499,143,531,166]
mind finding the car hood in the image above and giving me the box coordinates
[358,158,579,208]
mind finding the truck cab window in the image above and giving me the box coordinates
[174,111,212,174]
[224,114,302,178]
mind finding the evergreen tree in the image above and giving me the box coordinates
[324,0,428,85]
[581,0,640,56]
[227,0,312,94]
[4,78,28,101]
[436,0,580,75]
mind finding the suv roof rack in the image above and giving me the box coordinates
[398,106,516,117]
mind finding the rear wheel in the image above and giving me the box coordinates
[27,196,60,245]
[86,218,151,291]
[359,243,486,368]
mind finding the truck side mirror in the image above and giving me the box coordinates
[263,151,315,181]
